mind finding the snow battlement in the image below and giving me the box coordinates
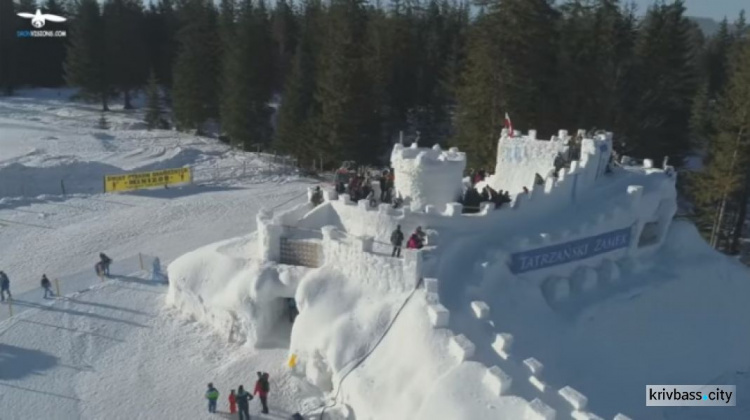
[391,143,466,211]
[489,129,612,197]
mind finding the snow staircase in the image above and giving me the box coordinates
[279,238,323,268]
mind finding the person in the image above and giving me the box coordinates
[99,253,112,276]
[522,186,529,194]
[254,372,270,414]
[390,225,404,258]
[379,170,389,201]
[0,271,10,302]
[206,383,219,413]
[41,274,53,299]
[534,173,545,186]
[228,389,237,414]
[415,226,426,245]
[407,228,425,250]
[236,385,252,420]
[311,186,323,207]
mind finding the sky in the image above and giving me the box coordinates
[633,0,746,21]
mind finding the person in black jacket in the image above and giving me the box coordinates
[99,253,112,276]
[41,274,53,299]
[235,385,252,420]
[391,225,404,257]
[0,271,10,302]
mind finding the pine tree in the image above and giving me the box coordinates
[65,0,111,111]
[220,0,275,149]
[486,0,560,134]
[628,1,697,165]
[274,0,322,162]
[0,0,16,95]
[313,0,375,166]
[693,39,750,250]
[103,0,148,109]
[557,0,631,130]
[145,0,179,92]
[688,82,711,152]
[453,17,502,169]
[36,0,68,86]
[145,69,162,129]
[271,0,299,91]
[172,0,220,133]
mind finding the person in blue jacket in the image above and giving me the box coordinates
[205,383,219,413]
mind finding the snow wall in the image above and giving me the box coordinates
[488,129,612,197]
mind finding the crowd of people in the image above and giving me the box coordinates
[206,372,271,419]
[333,165,398,208]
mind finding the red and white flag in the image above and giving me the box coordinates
[504,112,513,137]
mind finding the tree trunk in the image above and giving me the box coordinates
[101,93,109,112]
[123,90,133,110]
[729,171,750,254]
[710,128,744,248]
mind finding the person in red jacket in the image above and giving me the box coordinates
[254,372,270,414]
[228,389,236,414]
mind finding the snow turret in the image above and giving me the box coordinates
[391,143,466,211]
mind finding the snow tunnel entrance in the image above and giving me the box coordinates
[286,297,299,324]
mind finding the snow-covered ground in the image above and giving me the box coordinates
[0,90,323,419]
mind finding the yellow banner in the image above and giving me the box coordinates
[104,167,191,193]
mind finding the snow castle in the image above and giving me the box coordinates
[167,127,680,420]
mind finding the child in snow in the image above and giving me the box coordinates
[254,372,270,414]
[41,274,53,299]
[0,271,11,302]
[228,389,237,414]
[236,385,252,420]
[205,383,219,413]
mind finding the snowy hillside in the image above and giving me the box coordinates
[0,90,324,419]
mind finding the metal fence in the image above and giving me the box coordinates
[279,238,323,268]
[0,253,163,323]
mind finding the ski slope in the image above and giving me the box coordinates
[0,90,325,419]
